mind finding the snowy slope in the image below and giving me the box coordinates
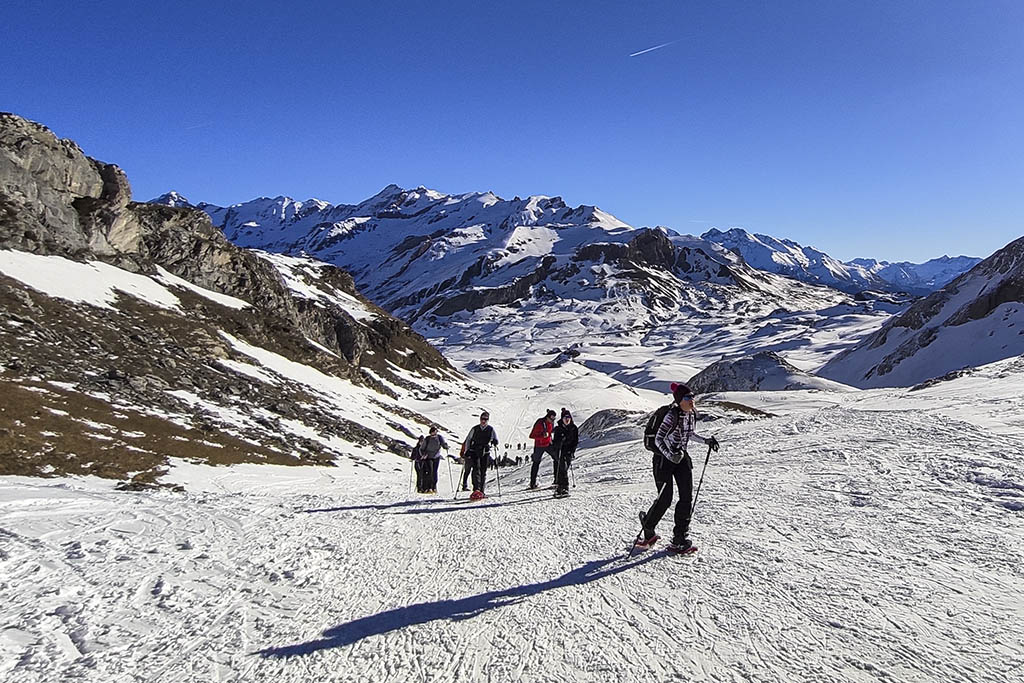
[703,227,979,294]
[820,236,1024,388]
[3,357,1023,682]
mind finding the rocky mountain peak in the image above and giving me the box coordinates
[1,113,464,483]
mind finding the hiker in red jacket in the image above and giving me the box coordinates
[528,409,558,489]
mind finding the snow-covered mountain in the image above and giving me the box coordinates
[150,190,192,208]
[155,187,868,361]
[701,227,978,294]
[819,235,1024,388]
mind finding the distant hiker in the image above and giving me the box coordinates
[528,409,558,489]
[552,408,579,497]
[411,436,427,493]
[420,426,448,494]
[462,411,498,500]
[637,383,719,551]
[515,455,523,466]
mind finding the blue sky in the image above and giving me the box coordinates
[4,1,1022,261]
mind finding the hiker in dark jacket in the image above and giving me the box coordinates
[420,426,448,494]
[551,408,579,497]
[412,436,427,493]
[462,411,498,500]
[637,383,719,551]
[528,409,557,489]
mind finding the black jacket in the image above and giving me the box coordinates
[552,421,579,459]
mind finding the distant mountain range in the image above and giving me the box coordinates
[149,188,855,352]
[700,227,980,295]
[152,191,978,306]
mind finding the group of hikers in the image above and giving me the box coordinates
[408,382,722,552]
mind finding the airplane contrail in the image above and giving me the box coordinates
[629,40,678,57]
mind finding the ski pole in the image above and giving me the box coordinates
[690,443,714,518]
[570,457,576,488]
[494,449,502,497]
[409,458,415,494]
[445,448,454,496]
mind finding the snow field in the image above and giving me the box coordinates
[2,390,1022,682]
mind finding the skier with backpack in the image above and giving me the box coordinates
[636,383,720,552]
[420,426,448,494]
[461,411,499,500]
[528,409,558,489]
[552,408,579,498]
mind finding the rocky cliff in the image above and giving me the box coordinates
[0,113,465,485]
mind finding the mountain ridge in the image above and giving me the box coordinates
[153,190,978,299]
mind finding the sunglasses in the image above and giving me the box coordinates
[480,416,489,421]
[678,396,694,402]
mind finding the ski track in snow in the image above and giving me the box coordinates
[2,409,1023,682]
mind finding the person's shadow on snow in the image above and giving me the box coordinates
[257,553,661,658]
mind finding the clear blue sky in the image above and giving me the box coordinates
[4,1,1022,261]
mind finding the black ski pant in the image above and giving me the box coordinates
[461,459,471,489]
[469,451,489,493]
[530,444,557,487]
[414,460,427,492]
[555,450,573,492]
[425,459,439,490]
[643,452,693,541]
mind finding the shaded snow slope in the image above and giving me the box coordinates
[703,227,979,294]
[3,366,1022,682]
[820,235,1024,388]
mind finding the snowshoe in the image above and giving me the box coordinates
[667,541,698,555]
[634,534,660,550]
[553,490,569,499]
[469,490,485,501]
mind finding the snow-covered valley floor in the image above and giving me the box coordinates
[3,384,1024,682]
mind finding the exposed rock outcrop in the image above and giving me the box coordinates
[0,113,464,483]
[688,351,854,393]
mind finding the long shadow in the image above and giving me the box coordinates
[258,552,661,658]
[301,487,549,514]
[394,494,555,515]
[301,497,458,513]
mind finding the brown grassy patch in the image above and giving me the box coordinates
[0,378,331,485]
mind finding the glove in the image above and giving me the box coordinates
[707,436,720,452]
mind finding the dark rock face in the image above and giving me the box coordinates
[0,113,462,482]
[431,255,558,317]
